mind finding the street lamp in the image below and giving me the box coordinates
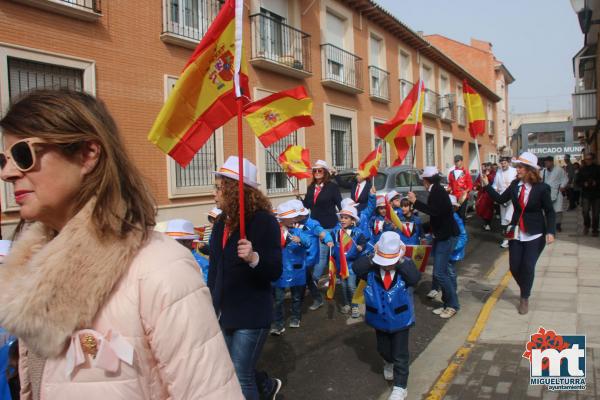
[571,0,600,34]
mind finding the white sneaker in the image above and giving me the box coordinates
[426,289,439,299]
[340,305,351,314]
[500,239,509,248]
[383,361,394,381]
[388,386,408,400]
[440,307,457,319]
[432,307,445,315]
[484,224,491,231]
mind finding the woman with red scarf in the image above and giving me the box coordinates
[475,163,496,231]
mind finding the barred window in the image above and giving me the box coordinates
[8,57,83,101]
[402,144,414,167]
[331,115,353,170]
[165,0,222,41]
[426,133,435,166]
[373,122,388,169]
[265,132,298,193]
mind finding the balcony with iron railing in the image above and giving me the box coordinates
[457,105,466,127]
[321,44,363,94]
[423,89,439,117]
[572,90,597,128]
[399,79,413,102]
[439,94,455,122]
[249,13,311,79]
[369,66,390,102]
[161,0,222,49]
[12,0,101,20]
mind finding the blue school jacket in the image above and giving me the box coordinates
[275,227,311,288]
[331,224,368,275]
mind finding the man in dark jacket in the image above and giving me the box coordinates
[334,171,373,212]
[407,166,460,319]
[576,153,600,236]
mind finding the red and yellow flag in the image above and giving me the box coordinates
[148,0,249,167]
[358,145,383,179]
[278,145,311,179]
[385,197,406,232]
[405,245,432,272]
[338,229,352,279]
[326,255,337,300]
[243,86,314,147]
[463,79,486,139]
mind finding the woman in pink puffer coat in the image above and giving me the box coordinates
[0,90,243,400]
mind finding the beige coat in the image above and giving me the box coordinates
[0,202,243,399]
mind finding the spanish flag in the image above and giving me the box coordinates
[375,80,424,166]
[385,197,406,232]
[338,229,352,279]
[463,79,486,139]
[244,86,314,147]
[357,145,383,179]
[405,245,432,273]
[326,255,337,300]
[148,0,249,167]
[278,145,311,179]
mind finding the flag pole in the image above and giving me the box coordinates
[236,98,246,239]
[265,147,298,192]
[233,0,246,239]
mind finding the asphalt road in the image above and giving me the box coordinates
[257,214,507,400]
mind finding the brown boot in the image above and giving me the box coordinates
[518,298,529,315]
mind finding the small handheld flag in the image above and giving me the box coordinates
[326,254,337,300]
[277,145,312,179]
[358,145,383,179]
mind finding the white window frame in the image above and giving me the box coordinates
[324,103,358,170]
[420,57,435,92]
[253,87,307,197]
[164,75,224,198]
[441,131,453,173]
[421,127,438,168]
[0,43,95,212]
[398,47,413,102]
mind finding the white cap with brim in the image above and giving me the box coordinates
[277,201,300,220]
[289,199,309,216]
[372,232,405,266]
[312,159,331,171]
[213,155,260,188]
[376,195,386,208]
[341,198,358,209]
[512,151,540,170]
[385,190,400,203]
[337,205,360,222]
[207,207,222,219]
[164,219,199,240]
[420,166,439,179]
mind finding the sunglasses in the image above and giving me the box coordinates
[313,168,325,173]
[0,138,48,173]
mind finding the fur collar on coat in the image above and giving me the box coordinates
[0,200,146,358]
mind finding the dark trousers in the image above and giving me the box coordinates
[582,197,600,232]
[375,328,410,388]
[457,201,468,221]
[273,285,305,328]
[508,236,546,299]
[222,327,272,400]
[568,188,580,209]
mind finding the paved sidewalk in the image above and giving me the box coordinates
[442,209,600,399]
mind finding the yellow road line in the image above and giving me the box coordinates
[425,270,512,400]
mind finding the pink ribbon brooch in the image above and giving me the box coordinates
[65,329,134,377]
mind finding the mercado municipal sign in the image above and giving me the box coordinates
[527,145,585,155]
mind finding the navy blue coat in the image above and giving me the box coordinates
[208,210,282,329]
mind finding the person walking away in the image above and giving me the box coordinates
[564,154,577,210]
[288,199,333,311]
[407,167,460,319]
[332,206,368,318]
[0,90,242,399]
[475,162,496,231]
[447,155,473,221]
[209,156,283,399]
[482,152,555,314]
[542,156,568,232]
[493,156,517,248]
[271,202,311,335]
[333,170,372,212]
[352,232,421,400]
[302,160,342,307]
[575,153,600,236]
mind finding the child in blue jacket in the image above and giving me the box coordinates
[352,232,421,400]
[332,205,368,319]
[367,195,394,252]
[271,202,312,335]
[288,199,334,311]
[398,198,423,245]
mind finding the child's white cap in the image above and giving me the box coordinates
[341,198,358,209]
[277,201,300,220]
[385,190,400,202]
[376,195,386,208]
[207,207,222,219]
[448,194,459,207]
[372,232,405,266]
[337,205,360,222]
[164,219,199,240]
[289,199,309,216]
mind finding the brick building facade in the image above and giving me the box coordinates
[0,0,505,234]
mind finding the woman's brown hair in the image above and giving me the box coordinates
[0,89,156,240]
[309,168,331,187]
[521,165,542,184]
[217,177,272,232]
